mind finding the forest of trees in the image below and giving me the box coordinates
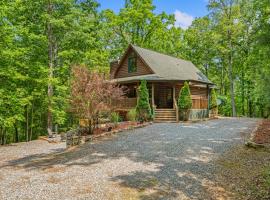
[0,0,269,144]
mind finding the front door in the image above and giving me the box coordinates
[155,84,173,109]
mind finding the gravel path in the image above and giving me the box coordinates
[0,118,258,200]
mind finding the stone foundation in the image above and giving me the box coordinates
[188,109,209,120]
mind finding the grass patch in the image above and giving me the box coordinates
[262,167,270,187]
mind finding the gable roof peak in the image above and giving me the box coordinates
[130,44,190,63]
[128,44,213,84]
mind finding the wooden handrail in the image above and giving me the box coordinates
[173,98,179,122]
[152,104,156,117]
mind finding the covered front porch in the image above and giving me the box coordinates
[116,81,210,122]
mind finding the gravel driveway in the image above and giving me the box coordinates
[0,118,258,200]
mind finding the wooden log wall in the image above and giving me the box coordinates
[115,49,152,78]
[175,84,208,109]
[110,60,119,79]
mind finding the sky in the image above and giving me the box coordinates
[97,0,209,29]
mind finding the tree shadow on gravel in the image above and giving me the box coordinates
[1,119,257,199]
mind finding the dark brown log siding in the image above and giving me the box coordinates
[190,87,208,99]
[115,49,153,78]
[110,60,119,79]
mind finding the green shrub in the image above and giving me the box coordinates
[127,109,137,122]
[178,81,192,121]
[110,112,120,125]
[210,89,218,109]
[136,80,152,122]
[218,95,231,116]
[178,81,192,109]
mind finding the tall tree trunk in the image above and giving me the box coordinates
[1,127,6,145]
[30,102,34,141]
[241,69,245,116]
[220,64,224,95]
[204,63,209,78]
[47,0,53,137]
[0,126,3,145]
[26,105,29,142]
[14,124,19,143]
[248,97,252,117]
[228,35,236,117]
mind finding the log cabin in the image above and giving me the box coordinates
[110,44,215,122]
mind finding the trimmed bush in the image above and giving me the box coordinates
[110,112,120,125]
[217,95,231,116]
[178,81,192,109]
[127,109,137,122]
[178,81,192,121]
[136,80,152,122]
[210,89,218,109]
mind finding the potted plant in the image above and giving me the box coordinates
[178,81,192,121]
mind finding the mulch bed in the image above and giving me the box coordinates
[253,120,270,144]
[92,121,140,135]
[78,121,151,144]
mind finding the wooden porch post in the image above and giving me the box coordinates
[173,85,175,109]
[136,82,140,104]
[207,84,210,117]
[173,84,179,122]
[152,83,155,107]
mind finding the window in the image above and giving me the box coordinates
[128,53,137,73]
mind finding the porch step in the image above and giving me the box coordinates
[154,109,177,122]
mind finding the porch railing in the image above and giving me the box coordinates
[112,97,137,109]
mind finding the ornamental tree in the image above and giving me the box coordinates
[70,65,125,134]
[136,80,152,122]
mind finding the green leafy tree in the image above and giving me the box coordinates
[100,0,184,60]
[0,0,103,143]
[136,80,152,122]
[184,17,217,78]
[208,0,244,117]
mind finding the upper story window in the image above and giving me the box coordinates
[128,52,137,73]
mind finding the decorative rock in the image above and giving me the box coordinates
[245,141,265,149]
[66,129,82,148]
[60,132,66,141]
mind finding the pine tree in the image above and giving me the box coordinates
[178,81,192,120]
[136,80,152,122]
[178,81,192,109]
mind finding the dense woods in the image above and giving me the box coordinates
[0,0,269,144]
